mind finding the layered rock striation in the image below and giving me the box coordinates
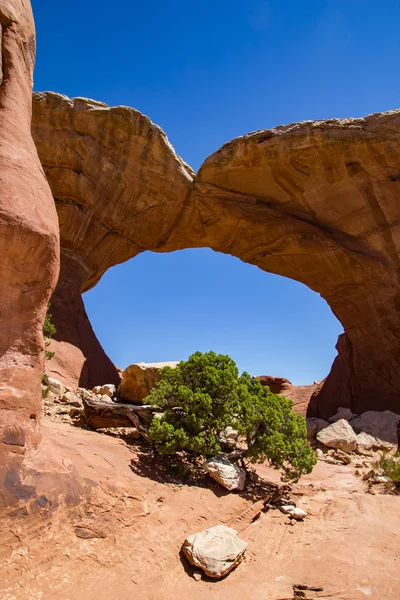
[31,92,400,417]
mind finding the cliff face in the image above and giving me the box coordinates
[32,94,400,417]
[0,1,59,503]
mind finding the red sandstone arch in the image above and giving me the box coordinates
[32,92,400,418]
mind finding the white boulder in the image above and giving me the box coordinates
[182,525,247,578]
[316,419,357,453]
[204,454,246,491]
[351,411,400,454]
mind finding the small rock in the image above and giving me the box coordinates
[291,507,307,520]
[47,377,65,396]
[204,454,246,491]
[316,419,357,453]
[373,475,390,484]
[328,407,353,423]
[335,449,352,464]
[280,505,307,520]
[192,571,202,581]
[182,525,247,579]
[60,391,82,407]
[362,469,376,481]
[315,448,325,460]
[92,384,116,398]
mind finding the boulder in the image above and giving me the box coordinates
[60,392,82,408]
[92,384,116,398]
[47,378,65,397]
[119,362,178,404]
[328,407,354,423]
[204,455,246,491]
[306,418,329,440]
[351,411,400,454]
[316,419,357,453]
[182,525,247,578]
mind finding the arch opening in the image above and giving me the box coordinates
[82,248,343,388]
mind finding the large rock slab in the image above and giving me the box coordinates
[204,455,246,491]
[351,411,400,453]
[119,362,178,404]
[316,419,357,453]
[182,525,247,578]
[0,0,59,505]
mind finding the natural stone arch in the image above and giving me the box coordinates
[32,92,400,418]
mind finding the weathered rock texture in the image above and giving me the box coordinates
[32,92,194,388]
[0,0,59,504]
[32,93,400,416]
[119,361,179,403]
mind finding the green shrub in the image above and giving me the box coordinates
[145,351,316,482]
[375,454,400,487]
[43,303,56,361]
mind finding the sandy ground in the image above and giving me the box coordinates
[1,421,399,600]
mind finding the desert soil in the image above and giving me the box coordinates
[1,420,399,600]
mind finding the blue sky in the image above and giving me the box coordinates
[32,1,400,383]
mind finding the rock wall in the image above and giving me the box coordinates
[0,0,59,504]
[31,94,400,417]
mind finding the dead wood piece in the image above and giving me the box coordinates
[82,396,155,434]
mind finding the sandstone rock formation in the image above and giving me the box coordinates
[256,375,318,414]
[32,92,194,389]
[119,361,179,404]
[31,91,400,417]
[0,0,59,505]
[182,525,247,578]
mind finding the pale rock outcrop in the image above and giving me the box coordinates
[0,0,59,504]
[182,525,247,578]
[119,362,178,404]
[328,407,354,423]
[351,411,400,453]
[316,419,357,453]
[204,455,246,491]
[31,94,400,417]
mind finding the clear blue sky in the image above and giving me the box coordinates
[32,1,400,383]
